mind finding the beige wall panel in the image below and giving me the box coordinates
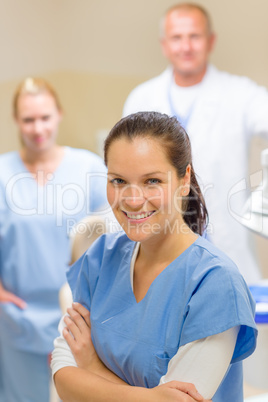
[46,71,145,152]
[0,0,267,276]
[0,80,21,153]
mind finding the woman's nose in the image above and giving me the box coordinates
[33,119,44,133]
[121,185,145,209]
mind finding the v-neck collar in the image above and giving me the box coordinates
[16,146,69,187]
[129,236,200,305]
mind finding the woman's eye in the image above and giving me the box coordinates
[111,178,125,185]
[147,178,161,185]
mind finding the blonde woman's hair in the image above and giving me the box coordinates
[13,77,62,117]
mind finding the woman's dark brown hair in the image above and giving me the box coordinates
[104,111,208,235]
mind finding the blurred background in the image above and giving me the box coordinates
[0,0,267,276]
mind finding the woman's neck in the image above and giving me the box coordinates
[20,145,65,185]
[20,144,62,165]
[138,228,198,268]
[133,228,198,303]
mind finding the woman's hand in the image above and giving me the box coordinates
[62,302,127,385]
[150,381,208,401]
[0,280,26,309]
[63,302,102,371]
[62,303,213,401]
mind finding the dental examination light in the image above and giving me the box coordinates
[242,148,268,238]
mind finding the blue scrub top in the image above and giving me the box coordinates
[68,231,257,401]
[0,148,108,353]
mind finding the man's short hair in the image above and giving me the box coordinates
[159,2,213,38]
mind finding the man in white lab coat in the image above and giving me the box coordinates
[123,3,268,284]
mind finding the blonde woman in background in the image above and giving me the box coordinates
[0,78,109,402]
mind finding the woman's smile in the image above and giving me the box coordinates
[122,210,156,222]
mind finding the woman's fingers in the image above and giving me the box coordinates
[71,302,91,327]
[62,326,76,349]
[153,382,205,401]
[0,287,27,309]
[168,381,204,401]
[63,305,92,350]
[8,293,27,309]
[62,308,95,370]
[66,305,90,333]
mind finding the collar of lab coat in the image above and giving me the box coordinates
[163,64,221,134]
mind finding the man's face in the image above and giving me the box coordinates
[161,9,215,80]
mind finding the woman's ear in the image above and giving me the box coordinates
[182,164,191,195]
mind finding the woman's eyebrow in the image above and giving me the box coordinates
[108,171,165,178]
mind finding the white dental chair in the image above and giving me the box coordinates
[59,215,107,313]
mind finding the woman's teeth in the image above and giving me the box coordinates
[125,211,153,220]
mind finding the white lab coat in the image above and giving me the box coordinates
[123,65,268,284]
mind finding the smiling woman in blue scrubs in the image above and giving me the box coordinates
[52,112,257,401]
[0,78,108,402]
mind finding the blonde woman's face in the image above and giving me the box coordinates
[15,92,62,153]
